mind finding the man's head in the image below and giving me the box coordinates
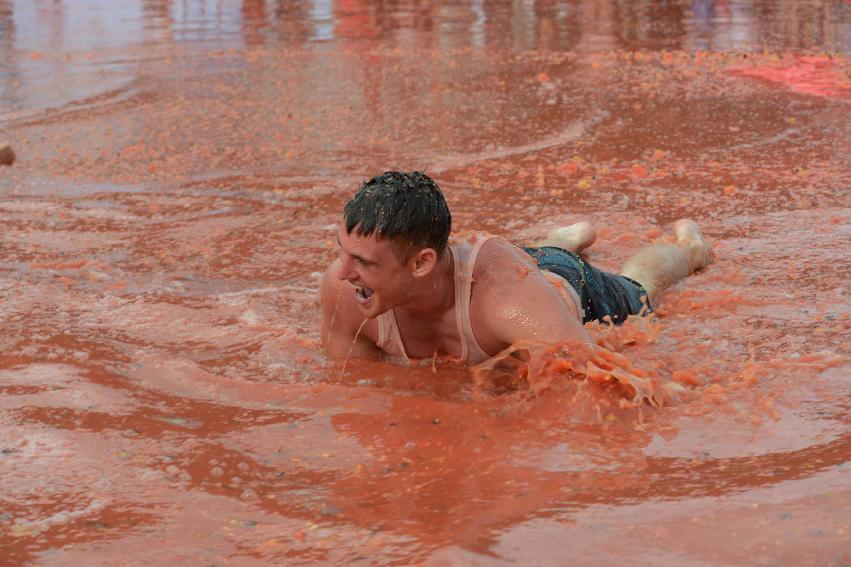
[343,171,451,260]
[337,171,452,317]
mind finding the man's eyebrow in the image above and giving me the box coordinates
[336,235,377,265]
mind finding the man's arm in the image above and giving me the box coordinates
[320,260,381,359]
[471,243,592,353]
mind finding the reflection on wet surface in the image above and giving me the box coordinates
[1,0,850,564]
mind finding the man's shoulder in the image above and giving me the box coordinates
[319,260,379,339]
[467,236,539,324]
[465,235,588,352]
[467,234,579,317]
[469,235,538,283]
[320,258,344,302]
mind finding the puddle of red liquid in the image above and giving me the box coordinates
[1,1,850,564]
[729,55,851,99]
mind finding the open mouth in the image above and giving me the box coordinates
[351,282,375,304]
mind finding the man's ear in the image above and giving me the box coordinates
[410,248,438,278]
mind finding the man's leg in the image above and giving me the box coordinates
[532,221,597,253]
[619,219,714,303]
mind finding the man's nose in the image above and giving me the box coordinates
[337,255,355,280]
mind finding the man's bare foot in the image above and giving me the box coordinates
[672,219,715,272]
[534,221,597,253]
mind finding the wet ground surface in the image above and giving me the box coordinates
[1,0,850,565]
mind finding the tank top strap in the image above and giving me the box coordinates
[376,310,409,362]
[452,233,498,364]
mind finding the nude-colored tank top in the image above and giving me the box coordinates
[376,234,583,365]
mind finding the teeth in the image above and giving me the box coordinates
[352,283,373,300]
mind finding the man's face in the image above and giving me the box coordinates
[335,224,413,318]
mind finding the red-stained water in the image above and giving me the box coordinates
[1,1,849,565]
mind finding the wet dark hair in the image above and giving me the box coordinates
[344,171,451,257]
